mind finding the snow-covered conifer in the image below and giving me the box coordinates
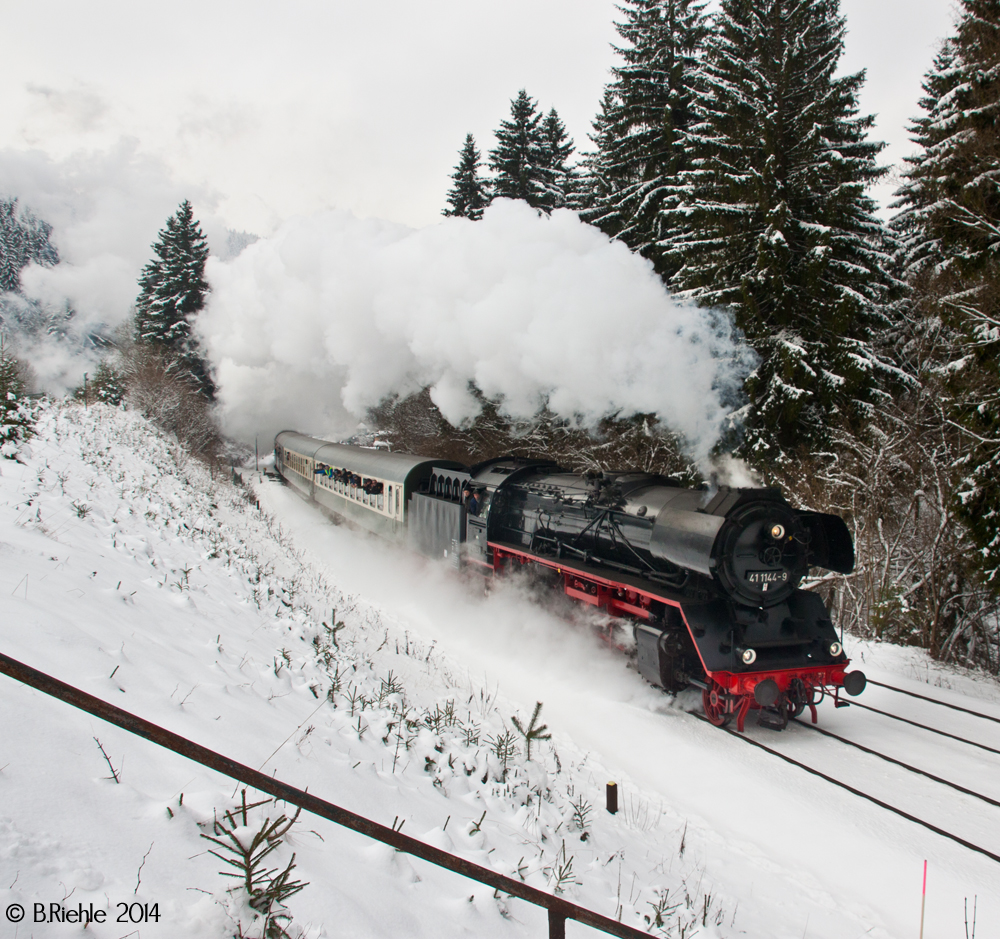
[134,200,213,397]
[663,0,895,462]
[443,134,491,220]
[584,0,707,277]
[893,0,1000,584]
[488,91,551,211]
[575,90,620,215]
[538,109,577,211]
[0,337,34,457]
[0,197,59,294]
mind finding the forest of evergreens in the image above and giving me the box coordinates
[2,0,998,670]
[433,0,1000,669]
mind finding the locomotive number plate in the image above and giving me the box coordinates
[746,570,788,585]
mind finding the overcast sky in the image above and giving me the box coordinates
[1,0,958,235]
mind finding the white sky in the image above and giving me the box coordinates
[0,0,957,234]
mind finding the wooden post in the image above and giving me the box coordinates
[548,907,566,939]
[606,781,618,814]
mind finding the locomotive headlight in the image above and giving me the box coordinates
[770,523,786,540]
[829,641,843,657]
[741,648,757,665]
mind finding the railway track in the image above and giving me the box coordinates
[690,710,1000,866]
[869,679,1000,725]
[845,699,1000,755]
[792,719,1000,809]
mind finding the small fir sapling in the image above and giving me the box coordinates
[512,701,551,761]
[644,888,681,930]
[486,728,518,781]
[201,791,308,939]
[569,795,592,841]
[546,842,580,894]
[322,609,346,648]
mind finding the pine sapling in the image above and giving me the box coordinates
[511,701,551,761]
[201,793,308,939]
[569,795,592,841]
[377,670,404,705]
[546,842,580,895]
[486,729,518,781]
[644,888,681,931]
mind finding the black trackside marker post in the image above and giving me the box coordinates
[606,781,618,814]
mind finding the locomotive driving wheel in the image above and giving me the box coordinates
[702,684,731,727]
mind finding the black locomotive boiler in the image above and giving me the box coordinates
[275,432,867,730]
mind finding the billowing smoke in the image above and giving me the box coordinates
[201,200,754,463]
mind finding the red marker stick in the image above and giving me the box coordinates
[919,860,927,939]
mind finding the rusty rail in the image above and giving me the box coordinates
[0,652,651,939]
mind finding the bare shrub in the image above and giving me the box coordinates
[776,382,1000,672]
[114,322,224,463]
[369,386,694,479]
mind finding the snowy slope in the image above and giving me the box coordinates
[1,403,998,939]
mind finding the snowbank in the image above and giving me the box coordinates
[1,402,998,938]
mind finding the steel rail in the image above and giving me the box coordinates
[691,712,1000,866]
[791,719,1000,810]
[0,652,651,939]
[847,700,1000,756]
[868,679,1000,725]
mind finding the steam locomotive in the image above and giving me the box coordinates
[275,431,867,731]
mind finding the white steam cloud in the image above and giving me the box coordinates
[201,200,753,463]
[0,142,223,392]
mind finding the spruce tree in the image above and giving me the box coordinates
[0,336,34,458]
[584,0,707,276]
[662,0,894,462]
[538,109,576,211]
[135,200,213,396]
[0,213,16,296]
[488,90,550,210]
[0,197,59,294]
[893,0,1000,585]
[576,90,620,215]
[443,134,491,220]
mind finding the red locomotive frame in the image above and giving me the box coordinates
[490,542,851,732]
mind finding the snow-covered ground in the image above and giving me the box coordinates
[1,403,998,939]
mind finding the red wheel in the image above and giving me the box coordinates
[702,685,731,727]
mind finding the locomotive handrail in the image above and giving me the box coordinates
[0,652,652,939]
